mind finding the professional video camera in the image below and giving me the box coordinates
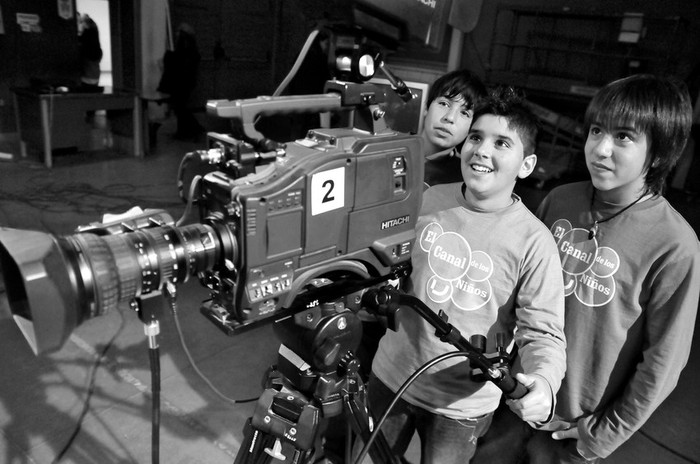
[0,19,435,461]
[0,78,422,357]
[0,20,531,461]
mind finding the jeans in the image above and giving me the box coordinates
[365,375,493,464]
[471,401,599,464]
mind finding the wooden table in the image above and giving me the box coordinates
[12,87,143,168]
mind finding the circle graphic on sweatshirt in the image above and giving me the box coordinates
[427,231,472,282]
[574,272,615,307]
[549,223,620,308]
[466,250,493,282]
[557,228,596,275]
[426,275,453,303]
[420,222,444,253]
[589,246,620,278]
[451,277,491,311]
[420,222,492,311]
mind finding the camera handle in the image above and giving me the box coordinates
[362,287,528,400]
[207,80,390,147]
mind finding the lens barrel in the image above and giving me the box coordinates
[0,222,224,354]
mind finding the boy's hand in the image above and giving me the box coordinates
[505,373,551,423]
[552,422,598,461]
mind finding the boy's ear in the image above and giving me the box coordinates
[518,154,537,179]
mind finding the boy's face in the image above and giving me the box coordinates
[421,96,473,155]
[461,115,536,209]
[584,122,650,203]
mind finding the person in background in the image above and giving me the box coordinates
[158,23,203,141]
[78,14,103,92]
[362,87,566,463]
[421,69,487,187]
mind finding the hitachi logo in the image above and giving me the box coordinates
[381,215,410,230]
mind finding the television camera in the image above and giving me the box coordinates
[0,67,426,460]
[0,77,422,350]
[0,29,526,463]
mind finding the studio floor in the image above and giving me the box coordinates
[0,114,698,464]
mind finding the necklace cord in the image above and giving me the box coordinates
[588,189,649,239]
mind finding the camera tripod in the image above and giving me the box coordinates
[230,275,528,464]
[233,310,398,464]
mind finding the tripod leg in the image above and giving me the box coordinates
[234,419,273,464]
[234,418,317,464]
[344,394,400,464]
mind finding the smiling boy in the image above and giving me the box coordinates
[365,87,566,463]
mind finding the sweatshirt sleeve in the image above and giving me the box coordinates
[513,226,568,403]
[579,249,700,458]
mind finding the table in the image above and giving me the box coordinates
[12,87,143,168]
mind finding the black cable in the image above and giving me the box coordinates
[175,174,201,227]
[176,151,198,203]
[352,351,470,464]
[165,284,259,405]
[51,313,126,463]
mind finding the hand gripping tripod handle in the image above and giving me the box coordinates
[362,287,528,400]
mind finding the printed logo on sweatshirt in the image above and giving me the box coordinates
[549,219,620,306]
[419,222,493,310]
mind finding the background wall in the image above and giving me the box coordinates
[1,0,700,141]
[458,0,700,114]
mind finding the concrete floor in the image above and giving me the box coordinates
[0,113,698,463]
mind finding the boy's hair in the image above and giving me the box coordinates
[472,86,539,156]
[584,74,692,195]
[426,69,487,111]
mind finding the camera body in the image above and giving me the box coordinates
[0,81,424,354]
[197,124,422,333]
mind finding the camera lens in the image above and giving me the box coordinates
[0,222,225,354]
[70,223,220,316]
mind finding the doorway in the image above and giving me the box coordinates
[76,0,112,88]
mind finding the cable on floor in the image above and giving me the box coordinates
[51,312,127,464]
[164,281,259,405]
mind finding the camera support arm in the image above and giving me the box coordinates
[362,287,528,400]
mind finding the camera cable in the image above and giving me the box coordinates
[352,351,471,464]
[272,28,321,97]
[164,282,258,405]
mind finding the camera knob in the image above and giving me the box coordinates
[337,352,360,377]
[314,338,341,369]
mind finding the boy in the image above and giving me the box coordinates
[356,69,487,379]
[527,74,700,462]
[366,87,567,463]
[421,69,487,187]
